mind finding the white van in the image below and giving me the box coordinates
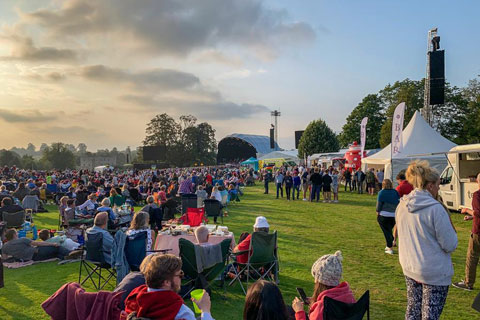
[439,144,480,211]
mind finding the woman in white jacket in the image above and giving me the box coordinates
[396,160,457,320]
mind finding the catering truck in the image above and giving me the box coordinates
[439,144,480,211]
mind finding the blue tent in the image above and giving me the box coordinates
[241,157,258,170]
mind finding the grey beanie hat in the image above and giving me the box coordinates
[311,250,343,287]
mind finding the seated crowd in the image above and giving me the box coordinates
[1,165,371,320]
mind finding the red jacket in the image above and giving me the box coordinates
[235,234,252,264]
[295,282,356,320]
[124,285,184,320]
[396,180,413,197]
[41,282,123,320]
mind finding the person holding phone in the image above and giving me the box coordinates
[292,251,355,320]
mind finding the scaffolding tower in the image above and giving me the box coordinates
[271,110,281,144]
[422,28,438,125]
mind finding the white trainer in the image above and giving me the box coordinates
[385,247,394,255]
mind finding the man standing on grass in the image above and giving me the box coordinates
[275,170,284,199]
[263,170,271,194]
[356,168,365,194]
[310,168,323,202]
[453,173,480,291]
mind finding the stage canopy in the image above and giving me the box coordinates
[217,133,280,164]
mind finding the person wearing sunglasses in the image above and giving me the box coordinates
[124,254,215,320]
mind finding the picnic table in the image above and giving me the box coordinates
[154,232,236,256]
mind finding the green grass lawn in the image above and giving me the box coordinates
[0,185,478,319]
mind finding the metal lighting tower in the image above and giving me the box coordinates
[271,110,281,144]
[422,28,438,125]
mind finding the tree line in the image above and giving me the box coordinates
[0,143,134,170]
[298,77,480,157]
[140,114,217,167]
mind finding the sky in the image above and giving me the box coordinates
[0,0,478,152]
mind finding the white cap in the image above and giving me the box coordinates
[253,216,269,229]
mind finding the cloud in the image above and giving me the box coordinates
[28,125,106,142]
[79,65,200,90]
[214,69,252,80]
[0,109,62,123]
[0,30,77,62]
[194,50,244,66]
[20,0,315,59]
[120,94,270,120]
[213,68,267,80]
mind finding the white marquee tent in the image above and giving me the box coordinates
[362,111,456,180]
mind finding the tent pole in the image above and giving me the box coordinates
[391,144,393,181]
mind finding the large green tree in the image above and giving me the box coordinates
[338,94,385,149]
[298,119,339,158]
[378,79,424,147]
[41,143,76,170]
[142,114,217,167]
[0,150,21,167]
[183,122,217,165]
[453,78,480,144]
[143,113,181,147]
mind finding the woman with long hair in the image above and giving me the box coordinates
[292,251,355,320]
[109,188,125,207]
[396,160,457,320]
[126,211,155,253]
[243,280,288,320]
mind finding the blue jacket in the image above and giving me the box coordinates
[111,230,129,284]
[376,189,400,213]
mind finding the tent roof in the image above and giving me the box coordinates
[241,157,258,164]
[310,149,348,159]
[363,111,456,164]
[258,150,299,160]
[221,133,280,155]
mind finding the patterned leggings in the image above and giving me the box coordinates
[405,276,449,320]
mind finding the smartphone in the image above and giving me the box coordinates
[296,287,309,305]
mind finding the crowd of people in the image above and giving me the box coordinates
[1,159,479,320]
[260,166,388,204]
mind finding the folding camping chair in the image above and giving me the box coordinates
[123,230,172,272]
[79,232,116,290]
[229,231,278,294]
[163,198,179,220]
[323,290,370,320]
[178,238,232,298]
[125,231,148,271]
[204,199,223,224]
[181,193,197,214]
[2,211,26,229]
[22,195,39,213]
[183,207,207,227]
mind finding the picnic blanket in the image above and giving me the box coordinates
[2,258,59,269]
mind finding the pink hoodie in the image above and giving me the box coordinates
[295,282,356,320]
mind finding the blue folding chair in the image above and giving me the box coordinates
[125,232,147,271]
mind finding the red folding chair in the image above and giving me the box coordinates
[183,208,207,227]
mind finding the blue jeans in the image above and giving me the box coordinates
[292,185,300,200]
[311,184,321,201]
[276,183,283,198]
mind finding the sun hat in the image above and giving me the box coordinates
[311,250,343,287]
[253,216,269,229]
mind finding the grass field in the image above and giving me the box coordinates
[0,185,478,319]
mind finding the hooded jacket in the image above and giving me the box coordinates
[295,282,356,320]
[124,285,183,320]
[396,189,457,286]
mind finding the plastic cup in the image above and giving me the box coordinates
[190,289,204,314]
